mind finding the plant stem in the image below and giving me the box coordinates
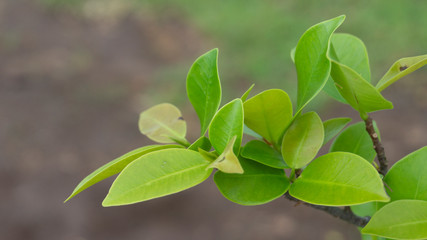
[284,193,370,227]
[364,116,388,175]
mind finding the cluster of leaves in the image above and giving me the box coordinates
[66,16,427,240]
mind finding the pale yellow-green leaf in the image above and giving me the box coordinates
[207,136,244,174]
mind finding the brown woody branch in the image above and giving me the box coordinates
[364,116,388,175]
[284,193,370,227]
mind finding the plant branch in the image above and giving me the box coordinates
[364,116,388,175]
[284,193,370,227]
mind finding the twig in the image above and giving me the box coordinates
[364,116,388,175]
[284,193,370,227]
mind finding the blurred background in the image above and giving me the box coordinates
[1,0,426,239]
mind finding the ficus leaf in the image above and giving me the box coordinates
[138,103,187,144]
[65,144,182,202]
[102,148,212,206]
[188,136,212,152]
[376,54,427,92]
[281,112,324,169]
[241,140,289,169]
[207,136,243,174]
[214,157,290,206]
[186,48,222,136]
[244,89,292,146]
[290,152,390,206]
[243,124,262,138]
[384,146,427,201]
[241,84,255,102]
[295,15,345,112]
[362,200,427,240]
[209,99,243,155]
[322,117,352,145]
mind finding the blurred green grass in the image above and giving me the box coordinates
[41,0,427,103]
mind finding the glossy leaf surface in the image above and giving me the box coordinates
[362,200,427,239]
[295,15,345,111]
[139,103,187,143]
[290,152,389,206]
[330,122,376,162]
[384,146,427,201]
[241,140,288,169]
[322,117,352,145]
[65,144,181,202]
[208,136,244,174]
[281,112,324,169]
[376,54,427,92]
[186,48,221,135]
[243,89,292,146]
[214,157,290,206]
[209,99,243,154]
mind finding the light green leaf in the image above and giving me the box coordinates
[281,112,324,169]
[244,89,292,146]
[188,136,212,152]
[295,15,345,111]
[330,122,376,162]
[186,48,221,136]
[376,54,427,92]
[243,124,262,138]
[322,117,352,145]
[290,46,296,63]
[208,136,243,174]
[362,200,427,239]
[290,152,389,206]
[138,103,187,144]
[198,148,217,162]
[241,84,255,102]
[241,140,289,169]
[214,157,290,206]
[209,99,243,154]
[102,148,212,206]
[351,201,382,218]
[384,146,427,201]
[65,144,182,202]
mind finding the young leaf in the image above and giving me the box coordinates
[186,48,221,136]
[384,146,427,201]
[65,144,182,202]
[188,136,212,152]
[244,89,292,146]
[362,200,427,239]
[102,148,212,206]
[290,152,390,206]
[241,140,289,169]
[330,122,376,162]
[295,15,345,112]
[208,136,243,174]
[139,103,187,144]
[376,54,427,92]
[209,99,243,154]
[322,117,352,145]
[241,84,255,102]
[281,112,324,169]
[214,157,290,206]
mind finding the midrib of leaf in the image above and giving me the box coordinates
[297,178,381,195]
[292,125,310,168]
[385,219,427,229]
[219,173,286,179]
[261,102,274,143]
[145,116,182,139]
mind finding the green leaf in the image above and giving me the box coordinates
[351,201,382,218]
[290,152,389,206]
[188,136,212,152]
[241,84,255,102]
[209,99,243,155]
[214,157,290,206]
[138,103,187,144]
[328,47,393,114]
[244,89,293,146]
[330,122,376,162]
[384,146,427,201]
[322,117,352,145]
[295,15,345,111]
[323,33,371,103]
[65,144,182,202]
[290,46,296,63]
[376,54,427,92]
[281,112,324,169]
[241,140,289,169]
[362,200,427,239]
[243,124,262,138]
[208,136,244,174]
[186,48,221,136]
[102,148,212,206]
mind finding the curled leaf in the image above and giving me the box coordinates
[207,136,244,174]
